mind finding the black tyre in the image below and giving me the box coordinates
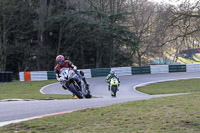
[70,83,83,99]
[84,90,92,98]
[111,85,117,97]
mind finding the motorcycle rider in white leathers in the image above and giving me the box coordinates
[54,55,89,90]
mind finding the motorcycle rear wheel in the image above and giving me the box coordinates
[84,90,92,98]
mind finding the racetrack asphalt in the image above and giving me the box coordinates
[0,72,200,127]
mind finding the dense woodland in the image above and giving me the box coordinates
[0,0,200,78]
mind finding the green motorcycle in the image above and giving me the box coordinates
[109,77,119,97]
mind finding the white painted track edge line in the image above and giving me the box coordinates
[133,76,200,95]
[40,82,58,94]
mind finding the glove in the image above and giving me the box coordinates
[58,78,63,82]
[105,79,110,83]
[73,66,77,71]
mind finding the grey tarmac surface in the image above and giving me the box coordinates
[0,72,200,126]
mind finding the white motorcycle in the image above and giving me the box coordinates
[60,67,92,99]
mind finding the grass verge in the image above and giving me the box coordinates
[137,78,200,95]
[0,80,72,100]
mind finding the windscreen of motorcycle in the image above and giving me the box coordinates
[60,68,69,79]
[110,77,119,85]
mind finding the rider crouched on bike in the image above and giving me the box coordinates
[105,70,120,91]
[54,55,89,90]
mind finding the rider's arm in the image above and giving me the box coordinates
[106,74,111,82]
[116,75,120,87]
[54,69,61,81]
[115,74,120,83]
[68,61,77,70]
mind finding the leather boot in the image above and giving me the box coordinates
[108,86,110,91]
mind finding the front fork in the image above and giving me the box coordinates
[66,79,80,90]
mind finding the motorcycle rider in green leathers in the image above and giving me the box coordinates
[105,70,120,91]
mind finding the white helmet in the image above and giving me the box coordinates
[110,70,115,76]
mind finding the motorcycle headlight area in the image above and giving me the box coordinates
[61,72,68,80]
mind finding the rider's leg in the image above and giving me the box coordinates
[118,80,120,91]
[82,77,89,87]
[80,71,89,87]
[108,84,110,91]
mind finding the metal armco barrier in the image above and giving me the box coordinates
[111,67,132,76]
[169,65,186,73]
[186,64,200,72]
[131,66,151,75]
[0,72,13,82]
[150,65,169,74]
[18,64,200,81]
[91,68,111,77]
[47,71,56,80]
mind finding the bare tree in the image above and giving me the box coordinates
[128,0,163,65]
[160,0,200,62]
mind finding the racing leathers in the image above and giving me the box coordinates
[105,73,120,91]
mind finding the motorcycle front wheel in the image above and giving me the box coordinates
[70,83,83,99]
[111,85,117,97]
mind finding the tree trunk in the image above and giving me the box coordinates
[95,39,105,68]
[47,0,53,17]
[95,43,102,68]
[109,37,114,68]
[99,45,104,68]
[0,13,2,72]
[137,50,142,66]
[80,43,85,68]
[1,1,7,71]
[37,0,47,70]
[56,23,63,56]
[95,47,100,68]
[2,20,7,71]
[108,0,114,68]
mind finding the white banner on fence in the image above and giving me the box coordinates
[186,64,200,72]
[111,67,132,76]
[150,65,169,74]
[30,71,48,81]
[19,72,24,81]
[80,69,92,78]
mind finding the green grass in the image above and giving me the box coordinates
[0,80,72,100]
[0,79,200,132]
[137,78,200,95]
